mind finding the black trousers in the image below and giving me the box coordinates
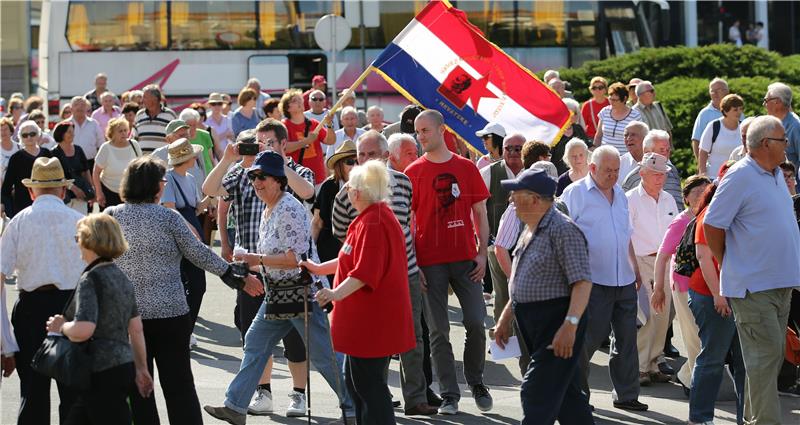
[11,289,75,425]
[64,362,135,425]
[421,310,434,388]
[129,314,202,425]
[235,288,306,362]
[181,258,207,329]
[346,355,396,425]
[100,183,123,211]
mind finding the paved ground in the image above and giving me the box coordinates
[2,260,799,424]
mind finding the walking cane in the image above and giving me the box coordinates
[303,281,312,425]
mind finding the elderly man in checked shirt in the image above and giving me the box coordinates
[494,168,593,425]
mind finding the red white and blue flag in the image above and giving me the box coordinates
[372,0,571,153]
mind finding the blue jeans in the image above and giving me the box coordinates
[688,289,745,424]
[515,297,594,425]
[224,301,353,415]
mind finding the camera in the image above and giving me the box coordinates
[238,142,259,156]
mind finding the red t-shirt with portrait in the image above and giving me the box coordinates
[405,154,489,267]
[284,118,328,184]
[689,209,716,297]
[331,202,415,358]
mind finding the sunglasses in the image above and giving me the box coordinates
[343,158,357,166]
[20,132,37,138]
[310,97,325,102]
[590,86,606,91]
[504,146,523,153]
[247,173,269,181]
[209,102,222,106]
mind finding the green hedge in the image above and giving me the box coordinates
[541,45,800,176]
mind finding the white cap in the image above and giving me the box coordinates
[475,122,506,138]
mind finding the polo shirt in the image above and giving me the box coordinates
[626,185,678,256]
[617,152,638,186]
[133,106,177,153]
[691,102,723,142]
[704,155,800,298]
[781,111,800,168]
[560,175,634,286]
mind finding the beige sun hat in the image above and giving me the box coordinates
[325,139,357,170]
[167,138,204,166]
[207,92,224,104]
[22,157,74,188]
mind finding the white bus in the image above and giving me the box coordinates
[38,0,659,120]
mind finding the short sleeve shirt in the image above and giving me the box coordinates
[190,129,215,173]
[161,170,200,209]
[284,118,329,185]
[657,209,692,292]
[94,141,141,192]
[689,208,715,297]
[405,154,489,267]
[255,193,313,281]
[597,106,642,154]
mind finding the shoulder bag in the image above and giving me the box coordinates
[262,238,316,320]
[297,118,312,165]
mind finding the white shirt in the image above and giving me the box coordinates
[70,116,105,159]
[699,119,740,176]
[618,152,638,186]
[327,128,365,160]
[0,195,85,291]
[304,109,339,131]
[0,141,20,185]
[729,145,746,161]
[626,185,679,256]
[479,159,515,189]
[1,283,19,356]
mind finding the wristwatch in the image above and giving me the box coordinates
[564,315,580,325]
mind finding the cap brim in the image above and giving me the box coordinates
[168,145,204,165]
[326,152,356,170]
[475,130,489,137]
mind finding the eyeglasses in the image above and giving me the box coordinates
[209,102,222,106]
[20,132,37,138]
[763,97,779,105]
[608,97,621,103]
[73,235,80,243]
[160,177,168,183]
[247,173,269,181]
[590,86,606,91]
[310,97,325,102]
[765,136,789,144]
[504,146,523,153]
[642,89,655,94]
[343,158,357,166]
[784,173,796,181]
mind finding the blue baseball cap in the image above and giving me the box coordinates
[245,151,285,178]
[500,168,557,197]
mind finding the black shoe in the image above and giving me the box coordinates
[613,399,649,411]
[676,376,690,397]
[392,399,402,408]
[663,344,681,359]
[658,362,675,375]
[779,383,800,397]
[426,389,442,407]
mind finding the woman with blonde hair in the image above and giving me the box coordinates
[93,117,142,209]
[45,213,153,424]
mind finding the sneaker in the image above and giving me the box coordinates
[471,383,493,412]
[286,391,307,417]
[247,388,273,415]
[189,334,198,349]
[779,383,800,397]
[203,405,245,425]
[437,396,459,415]
[613,399,649,411]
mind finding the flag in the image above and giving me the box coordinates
[371,0,571,153]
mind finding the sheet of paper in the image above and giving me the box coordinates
[489,336,521,361]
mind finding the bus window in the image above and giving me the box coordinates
[170,2,257,49]
[258,1,340,49]
[66,1,167,51]
[348,1,418,48]
[456,1,516,46]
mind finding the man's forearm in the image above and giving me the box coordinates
[691,139,700,160]
[473,201,489,255]
[202,158,235,197]
[566,280,592,319]
[285,167,314,200]
[704,224,726,264]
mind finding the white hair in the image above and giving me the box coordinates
[635,80,654,97]
[99,91,117,102]
[340,106,357,118]
[387,133,415,157]
[562,138,589,169]
[246,78,261,88]
[357,130,389,154]
[561,98,580,114]
[348,159,390,203]
[625,120,650,134]
[543,70,560,82]
[643,130,670,151]
[367,105,383,114]
[767,82,793,107]
[503,133,526,147]
[340,89,356,100]
[17,120,40,136]
[70,96,90,108]
[747,115,784,150]
[590,145,620,165]
[709,77,729,90]
[178,108,201,123]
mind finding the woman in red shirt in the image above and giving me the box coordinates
[580,76,610,139]
[687,161,745,425]
[280,89,333,186]
[303,160,415,424]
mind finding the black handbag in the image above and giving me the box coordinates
[30,290,92,390]
[262,239,315,320]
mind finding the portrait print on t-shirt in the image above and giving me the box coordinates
[433,173,464,229]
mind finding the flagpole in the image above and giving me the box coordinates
[314,66,375,133]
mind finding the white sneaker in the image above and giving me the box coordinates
[189,334,198,349]
[248,388,273,415]
[286,391,307,417]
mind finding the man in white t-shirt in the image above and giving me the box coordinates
[618,121,649,185]
[325,106,364,161]
[303,90,339,131]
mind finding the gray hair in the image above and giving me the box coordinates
[367,105,383,115]
[357,129,389,154]
[562,138,589,169]
[503,133,526,147]
[543,70,560,82]
[340,89,356,100]
[709,77,729,90]
[142,84,163,100]
[746,115,784,151]
[590,145,620,165]
[387,133,416,157]
[246,78,261,89]
[99,91,117,102]
[625,120,650,134]
[643,129,670,151]
[740,116,755,140]
[236,128,256,144]
[310,89,325,99]
[767,82,793,107]
[635,80,654,97]
[530,160,558,178]
[340,106,357,119]
[348,159,390,203]
[178,108,200,123]
[70,96,90,108]
[562,98,580,114]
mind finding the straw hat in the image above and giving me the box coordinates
[167,138,204,166]
[207,92,224,104]
[326,139,357,170]
[22,157,74,188]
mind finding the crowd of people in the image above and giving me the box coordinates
[0,68,798,425]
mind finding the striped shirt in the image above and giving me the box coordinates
[133,107,177,153]
[597,105,642,154]
[331,167,418,275]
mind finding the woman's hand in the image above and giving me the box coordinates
[96,191,106,208]
[46,315,65,333]
[713,294,731,317]
[299,260,322,276]
[650,287,666,315]
[232,251,254,266]
[135,367,154,398]
[315,288,339,307]
[70,186,87,200]
[242,274,265,297]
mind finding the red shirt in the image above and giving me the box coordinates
[284,118,328,184]
[443,130,458,153]
[689,209,716,296]
[581,98,610,139]
[331,202,415,357]
[405,154,489,267]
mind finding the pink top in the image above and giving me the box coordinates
[657,209,692,292]
[91,106,121,135]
